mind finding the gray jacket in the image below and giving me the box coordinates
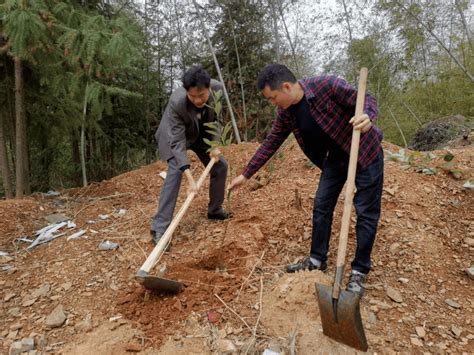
[155,79,223,169]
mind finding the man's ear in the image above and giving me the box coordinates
[280,82,292,92]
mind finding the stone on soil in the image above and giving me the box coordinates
[445,299,461,309]
[5,292,16,302]
[410,337,423,347]
[386,287,403,303]
[45,304,66,328]
[466,266,474,280]
[415,326,426,337]
[463,237,474,247]
[217,339,237,353]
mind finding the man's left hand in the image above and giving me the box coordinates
[350,113,372,133]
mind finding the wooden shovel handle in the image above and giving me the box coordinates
[335,68,368,272]
[138,156,219,274]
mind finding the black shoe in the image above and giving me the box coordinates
[150,230,163,246]
[150,231,172,250]
[346,272,367,296]
[207,210,233,220]
[286,256,327,273]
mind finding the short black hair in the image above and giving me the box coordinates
[257,63,297,91]
[182,65,211,90]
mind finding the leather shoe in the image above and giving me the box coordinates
[150,231,171,250]
[286,256,327,273]
[207,210,233,220]
[150,230,162,246]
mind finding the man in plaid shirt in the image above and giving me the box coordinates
[228,64,384,296]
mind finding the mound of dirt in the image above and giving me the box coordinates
[0,140,472,354]
[409,115,472,151]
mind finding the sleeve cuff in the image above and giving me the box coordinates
[179,164,190,172]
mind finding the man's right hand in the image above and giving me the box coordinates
[228,174,248,192]
[184,169,198,195]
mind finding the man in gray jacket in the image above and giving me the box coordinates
[150,65,231,245]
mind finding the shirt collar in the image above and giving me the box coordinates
[298,78,315,100]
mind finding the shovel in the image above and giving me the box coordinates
[136,150,221,293]
[315,68,369,351]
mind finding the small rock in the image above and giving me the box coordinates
[9,341,23,355]
[98,240,119,251]
[463,237,474,247]
[0,255,14,263]
[8,307,21,317]
[451,325,462,337]
[368,312,377,324]
[386,287,403,303]
[31,284,50,299]
[398,277,409,284]
[389,243,400,254]
[75,319,92,333]
[445,299,461,309]
[8,330,19,339]
[410,337,423,347]
[415,326,426,338]
[125,343,142,352]
[23,298,37,307]
[20,338,35,352]
[5,292,16,302]
[61,282,73,291]
[9,323,23,331]
[216,339,237,353]
[45,304,66,328]
[466,266,474,280]
[45,213,70,224]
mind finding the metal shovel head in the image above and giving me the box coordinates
[315,283,368,351]
[139,275,185,294]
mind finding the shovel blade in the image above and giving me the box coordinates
[141,275,185,293]
[316,283,368,351]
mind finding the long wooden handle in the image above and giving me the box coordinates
[138,156,219,274]
[332,68,368,294]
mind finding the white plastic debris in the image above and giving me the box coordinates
[67,221,76,229]
[99,214,110,220]
[0,251,8,256]
[386,149,409,163]
[28,222,67,250]
[463,180,474,189]
[117,209,126,216]
[67,230,87,241]
[159,171,167,180]
[44,190,60,196]
[98,240,119,251]
[263,350,280,355]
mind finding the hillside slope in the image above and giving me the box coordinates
[1,140,472,354]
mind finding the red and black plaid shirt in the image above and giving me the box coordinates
[242,75,383,178]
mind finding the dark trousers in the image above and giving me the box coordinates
[310,149,384,274]
[151,148,228,234]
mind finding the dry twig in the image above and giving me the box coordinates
[214,293,252,332]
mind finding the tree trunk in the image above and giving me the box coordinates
[388,106,407,148]
[270,0,280,62]
[80,82,89,187]
[277,1,300,77]
[14,56,28,198]
[394,0,473,82]
[0,112,13,198]
[455,0,472,52]
[229,9,248,141]
[341,0,357,82]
